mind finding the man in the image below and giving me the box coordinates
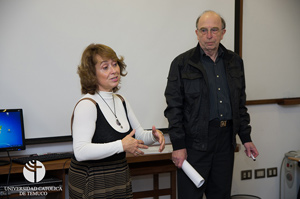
[164,10,259,199]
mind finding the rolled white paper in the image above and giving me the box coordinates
[182,160,205,188]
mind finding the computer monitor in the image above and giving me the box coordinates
[0,109,26,165]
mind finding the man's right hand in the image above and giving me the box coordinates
[172,148,187,168]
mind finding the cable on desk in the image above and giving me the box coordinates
[1,151,12,199]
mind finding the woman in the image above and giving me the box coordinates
[68,43,165,199]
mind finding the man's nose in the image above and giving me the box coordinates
[206,30,213,38]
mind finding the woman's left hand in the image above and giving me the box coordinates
[152,126,165,152]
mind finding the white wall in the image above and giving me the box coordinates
[0,0,235,139]
[242,0,300,100]
[232,104,300,199]
[233,0,300,197]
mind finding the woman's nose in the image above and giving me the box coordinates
[110,65,117,73]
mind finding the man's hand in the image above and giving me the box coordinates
[244,142,259,160]
[172,148,187,168]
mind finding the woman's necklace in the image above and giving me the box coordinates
[97,92,123,129]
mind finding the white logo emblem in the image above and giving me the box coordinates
[23,160,46,183]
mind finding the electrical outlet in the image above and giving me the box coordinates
[255,169,265,179]
[267,167,277,177]
[241,170,252,180]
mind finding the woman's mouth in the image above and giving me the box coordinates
[111,76,119,82]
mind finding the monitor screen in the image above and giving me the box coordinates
[0,109,26,152]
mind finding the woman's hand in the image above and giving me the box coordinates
[152,126,165,152]
[122,129,148,156]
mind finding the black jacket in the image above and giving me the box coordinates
[164,43,252,151]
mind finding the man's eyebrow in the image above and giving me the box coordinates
[199,26,219,29]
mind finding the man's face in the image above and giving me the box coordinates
[195,12,226,54]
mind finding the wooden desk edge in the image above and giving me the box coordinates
[0,143,241,174]
[0,158,71,175]
[126,152,172,163]
[0,153,172,175]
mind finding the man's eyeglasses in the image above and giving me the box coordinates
[197,27,223,35]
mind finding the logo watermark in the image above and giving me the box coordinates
[2,186,63,196]
[1,160,63,197]
[23,160,46,183]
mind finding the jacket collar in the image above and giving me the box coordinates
[188,43,233,70]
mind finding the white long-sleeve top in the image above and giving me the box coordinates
[72,91,156,161]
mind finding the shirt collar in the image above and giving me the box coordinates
[199,45,224,59]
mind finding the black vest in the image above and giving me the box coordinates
[91,100,132,162]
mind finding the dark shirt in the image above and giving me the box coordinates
[200,47,232,121]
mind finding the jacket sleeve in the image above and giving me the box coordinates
[237,58,252,144]
[164,56,186,150]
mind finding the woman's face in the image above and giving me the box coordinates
[95,54,120,92]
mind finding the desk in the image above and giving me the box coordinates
[0,152,175,199]
[0,144,240,198]
[127,152,176,199]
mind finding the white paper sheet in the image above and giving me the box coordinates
[182,160,205,188]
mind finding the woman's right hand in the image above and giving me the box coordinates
[122,129,148,156]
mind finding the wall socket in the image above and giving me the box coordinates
[255,169,265,179]
[241,167,277,180]
[267,167,277,177]
[241,170,252,180]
